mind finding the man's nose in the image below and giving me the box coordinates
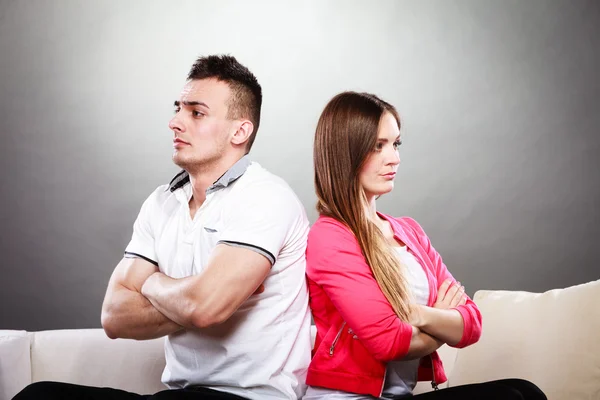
[169,113,184,133]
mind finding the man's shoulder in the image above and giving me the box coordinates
[234,162,302,203]
[146,183,175,203]
[139,184,179,216]
[240,162,290,186]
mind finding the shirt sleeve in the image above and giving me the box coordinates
[124,190,159,266]
[217,182,306,265]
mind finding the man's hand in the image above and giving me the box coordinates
[434,279,466,309]
[254,284,265,295]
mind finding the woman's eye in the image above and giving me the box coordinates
[374,143,384,151]
[393,140,402,149]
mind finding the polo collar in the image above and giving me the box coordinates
[167,156,252,194]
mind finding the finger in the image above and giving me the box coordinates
[450,285,465,307]
[459,294,467,306]
[445,282,461,303]
[437,279,453,300]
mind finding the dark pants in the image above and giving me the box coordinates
[13,379,546,400]
[411,379,546,400]
[12,381,249,400]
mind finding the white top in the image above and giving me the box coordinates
[125,157,312,400]
[303,245,430,400]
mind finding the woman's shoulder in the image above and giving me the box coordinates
[379,213,425,234]
[309,214,427,238]
[309,215,351,237]
[306,216,366,275]
[307,215,360,252]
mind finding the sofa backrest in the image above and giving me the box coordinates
[449,279,600,400]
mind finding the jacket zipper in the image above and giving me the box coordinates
[379,368,387,397]
[329,322,346,356]
[430,354,439,391]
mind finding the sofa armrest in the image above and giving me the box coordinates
[30,329,166,395]
[0,330,32,400]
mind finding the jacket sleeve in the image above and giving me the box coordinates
[402,217,482,348]
[306,218,414,362]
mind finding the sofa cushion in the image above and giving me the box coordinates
[449,279,600,400]
[30,329,166,394]
[0,330,31,400]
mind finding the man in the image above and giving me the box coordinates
[15,55,312,399]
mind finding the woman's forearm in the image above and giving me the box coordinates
[400,326,444,360]
[413,305,464,346]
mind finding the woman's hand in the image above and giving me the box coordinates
[408,279,468,345]
[408,304,424,327]
[408,279,466,326]
[434,279,466,309]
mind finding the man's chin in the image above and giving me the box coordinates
[172,154,191,170]
[172,154,214,172]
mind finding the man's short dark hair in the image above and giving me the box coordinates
[188,55,262,153]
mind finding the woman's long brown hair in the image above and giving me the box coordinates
[314,91,411,321]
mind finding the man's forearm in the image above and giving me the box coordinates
[141,272,200,329]
[414,306,464,346]
[101,285,182,340]
[401,326,444,360]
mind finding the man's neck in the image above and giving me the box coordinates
[187,153,244,215]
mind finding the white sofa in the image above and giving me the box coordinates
[1,280,598,400]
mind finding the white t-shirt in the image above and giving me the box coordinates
[125,157,312,400]
[303,245,430,400]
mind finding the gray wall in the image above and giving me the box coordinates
[1,0,598,331]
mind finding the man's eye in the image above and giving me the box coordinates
[192,110,204,117]
[174,107,181,114]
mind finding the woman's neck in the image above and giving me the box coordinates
[364,194,379,222]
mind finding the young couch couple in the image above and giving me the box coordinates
[13,55,546,400]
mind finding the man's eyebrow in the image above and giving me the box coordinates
[173,100,210,109]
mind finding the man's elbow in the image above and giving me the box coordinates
[100,305,127,340]
[189,307,231,329]
[101,310,120,339]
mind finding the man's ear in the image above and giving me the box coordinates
[231,120,254,146]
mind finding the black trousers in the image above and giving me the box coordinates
[13,379,546,400]
[410,379,546,400]
[12,381,249,400]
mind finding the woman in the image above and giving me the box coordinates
[303,92,546,400]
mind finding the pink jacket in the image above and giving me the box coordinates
[306,213,482,397]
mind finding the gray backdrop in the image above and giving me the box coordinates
[1,0,598,331]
